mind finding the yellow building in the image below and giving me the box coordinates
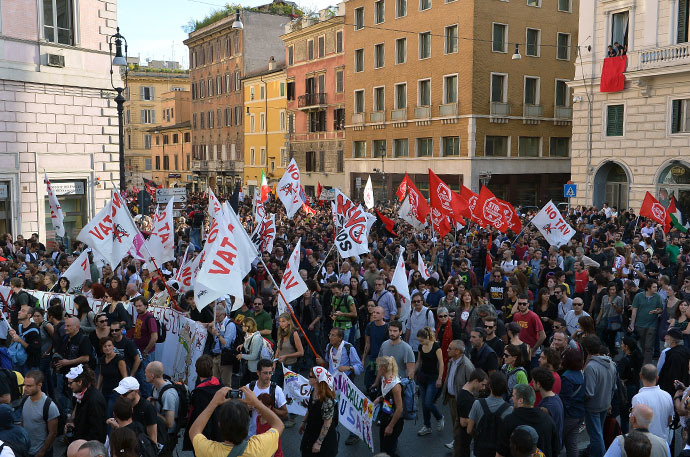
[242,61,288,195]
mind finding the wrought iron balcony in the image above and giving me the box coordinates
[297,92,327,108]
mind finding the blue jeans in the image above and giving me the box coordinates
[419,376,442,427]
[190,227,201,250]
[136,353,154,398]
[584,410,607,457]
[40,357,54,399]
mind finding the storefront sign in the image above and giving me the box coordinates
[51,182,85,196]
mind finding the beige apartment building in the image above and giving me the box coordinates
[344,0,578,205]
[124,68,189,188]
[149,90,193,188]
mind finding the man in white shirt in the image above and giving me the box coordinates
[405,292,435,353]
[245,359,287,436]
[556,285,574,319]
[631,364,674,440]
[564,297,590,336]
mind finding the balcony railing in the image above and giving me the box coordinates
[297,92,327,108]
[351,113,365,124]
[192,160,242,172]
[554,106,573,119]
[627,43,690,71]
[289,130,345,141]
[391,108,407,121]
[439,102,458,117]
[414,105,431,119]
[523,104,542,117]
[490,102,510,116]
[370,111,385,123]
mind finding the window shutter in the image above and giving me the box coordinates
[140,110,145,123]
[607,105,623,136]
[150,87,155,100]
[672,100,682,133]
[151,110,156,124]
[140,86,145,100]
[679,0,689,44]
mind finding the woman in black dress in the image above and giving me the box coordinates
[97,336,126,418]
[373,355,404,457]
[299,366,338,457]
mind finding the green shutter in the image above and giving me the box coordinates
[672,100,683,133]
[606,105,624,136]
[679,0,689,43]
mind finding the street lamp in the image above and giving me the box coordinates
[512,43,522,60]
[109,27,128,193]
[232,9,244,29]
[479,170,492,188]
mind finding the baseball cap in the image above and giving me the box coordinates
[66,364,84,380]
[114,377,140,395]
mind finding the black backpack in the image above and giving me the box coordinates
[0,369,22,403]
[19,395,66,440]
[145,315,167,343]
[137,432,159,457]
[192,211,204,228]
[249,381,277,406]
[0,439,29,457]
[158,377,190,429]
[474,398,510,457]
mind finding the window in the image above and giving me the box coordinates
[527,0,540,6]
[672,99,690,133]
[395,83,407,108]
[555,80,569,107]
[550,137,570,157]
[370,140,385,158]
[355,49,364,72]
[396,0,407,17]
[141,109,155,124]
[156,135,160,146]
[217,109,221,128]
[318,36,325,58]
[174,155,179,170]
[418,79,431,106]
[336,70,344,93]
[235,71,241,91]
[306,151,316,171]
[443,136,460,156]
[250,148,256,165]
[493,24,507,52]
[141,87,155,101]
[126,109,130,124]
[416,138,433,157]
[287,81,295,100]
[200,113,205,129]
[184,132,190,142]
[419,32,431,59]
[260,113,265,132]
[163,156,170,170]
[280,111,286,131]
[209,111,214,129]
[375,0,385,23]
[309,111,326,132]
[355,7,364,30]
[250,114,255,132]
[375,43,385,68]
[155,156,161,170]
[280,82,285,97]
[491,74,507,102]
[558,0,571,12]
[445,25,458,54]
[334,108,345,130]
[557,33,570,60]
[420,0,431,10]
[354,90,365,113]
[678,0,689,43]
[172,133,179,144]
[606,104,624,136]
[374,86,385,111]
[396,38,407,64]
[250,87,255,100]
[337,31,343,53]
[144,135,151,150]
[261,148,266,166]
[518,137,540,157]
[318,151,325,172]
[235,106,242,125]
[394,139,409,157]
[217,76,222,95]
[260,85,265,100]
[288,45,294,65]
[611,11,629,49]
[524,77,539,105]
[485,136,508,156]
[353,141,366,158]
[526,28,540,56]
[337,150,344,172]
[208,79,214,97]
[43,0,73,44]
[444,75,457,103]
[225,108,231,126]
[226,74,231,93]
[145,158,152,170]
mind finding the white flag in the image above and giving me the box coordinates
[417,251,430,280]
[398,195,427,231]
[223,201,259,260]
[532,200,576,247]
[61,250,91,289]
[335,207,376,258]
[110,190,139,267]
[251,214,276,255]
[277,239,308,316]
[77,201,114,267]
[277,159,303,219]
[363,176,374,210]
[45,173,65,238]
[147,199,175,265]
[391,249,411,328]
[208,187,223,220]
[331,189,358,227]
[253,192,267,223]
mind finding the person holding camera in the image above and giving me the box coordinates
[189,385,284,457]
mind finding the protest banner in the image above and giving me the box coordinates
[0,285,107,316]
[335,208,376,258]
[277,159,302,218]
[333,372,375,451]
[531,200,576,247]
[283,366,310,416]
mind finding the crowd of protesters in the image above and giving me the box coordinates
[0,191,689,457]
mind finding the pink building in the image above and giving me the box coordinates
[282,7,347,195]
[0,0,119,245]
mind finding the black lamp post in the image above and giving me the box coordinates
[109,27,128,193]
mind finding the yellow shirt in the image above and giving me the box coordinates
[192,430,279,457]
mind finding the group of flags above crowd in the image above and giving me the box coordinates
[41,160,688,315]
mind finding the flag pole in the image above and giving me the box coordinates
[510,222,530,247]
[313,243,336,282]
[259,257,320,358]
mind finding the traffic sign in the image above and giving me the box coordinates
[564,184,577,198]
[156,188,187,204]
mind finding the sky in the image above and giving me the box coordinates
[118,0,332,68]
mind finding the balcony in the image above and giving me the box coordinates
[192,160,242,172]
[554,105,573,120]
[439,103,458,117]
[627,43,690,74]
[414,105,431,119]
[391,108,407,121]
[490,102,510,116]
[297,92,327,109]
[370,111,385,123]
[351,113,365,124]
[523,104,542,117]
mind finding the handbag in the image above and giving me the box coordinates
[607,314,622,331]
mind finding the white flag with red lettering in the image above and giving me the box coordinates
[77,202,114,266]
[335,207,376,258]
[147,199,175,264]
[277,159,302,219]
[61,250,91,289]
[531,200,576,247]
[391,249,411,327]
[110,190,139,267]
[45,173,65,238]
[208,188,223,220]
[277,239,308,315]
[417,251,430,280]
[251,214,276,254]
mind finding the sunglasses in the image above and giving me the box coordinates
[518,302,529,306]
[412,300,423,303]
[110,329,121,333]
[448,289,456,292]
[438,314,449,318]
[484,325,494,329]
[98,319,108,324]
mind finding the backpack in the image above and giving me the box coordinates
[614,369,629,410]
[192,211,204,228]
[18,290,40,308]
[158,377,190,430]
[260,337,275,361]
[0,368,24,405]
[145,315,167,344]
[136,432,159,457]
[8,326,39,366]
[399,377,417,421]
[249,381,277,406]
[18,395,66,439]
[474,398,510,457]
[0,439,29,457]
[0,348,11,370]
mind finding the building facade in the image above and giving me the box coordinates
[343,0,578,205]
[282,9,347,196]
[123,68,189,188]
[570,0,690,216]
[185,9,290,195]
[149,90,193,188]
[242,63,288,194]
[0,0,119,245]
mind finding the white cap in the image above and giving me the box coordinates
[114,377,140,395]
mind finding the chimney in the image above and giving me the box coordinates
[268,56,275,70]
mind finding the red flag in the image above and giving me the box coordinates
[640,191,671,232]
[431,212,451,238]
[476,186,522,234]
[451,191,468,226]
[428,170,454,218]
[460,185,482,225]
[376,209,398,237]
[396,173,410,202]
[600,56,626,93]
[405,179,430,224]
[316,182,324,207]
[485,233,493,273]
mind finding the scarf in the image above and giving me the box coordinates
[73,388,87,403]
[244,331,258,349]
[381,375,401,396]
[330,340,345,368]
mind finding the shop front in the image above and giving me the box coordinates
[43,180,88,250]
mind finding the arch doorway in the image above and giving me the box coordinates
[593,162,629,210]
[658,162,690,229]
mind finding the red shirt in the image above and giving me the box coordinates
[532,371,561,405]
[575,271,589,294]
[513,310,544,348]
[133,311,157,355]
[257,418,283,457]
